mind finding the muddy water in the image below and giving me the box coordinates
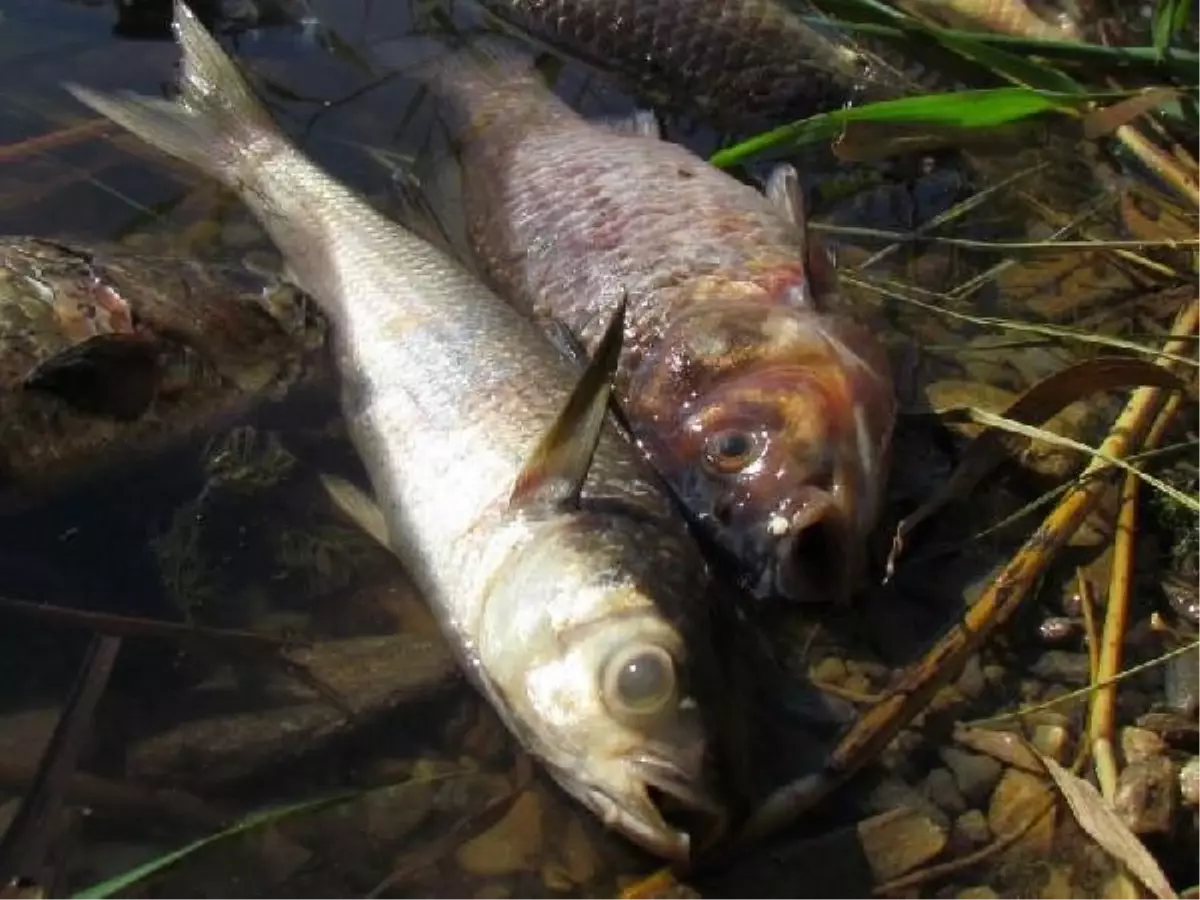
[0,1,1195,897]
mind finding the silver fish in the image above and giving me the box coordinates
[66,0,730,860]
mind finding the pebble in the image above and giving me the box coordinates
[982,664,1007,688]
[1037,617,1081,645]
[473,885,511,899]
[1164,645,1200,717]
[810,656,848,684]
[1029,722,1070,764]
[1029,650,1091,685]
[1114,757,1179,835]
[957,887,999,899]
[951,810,991,850]
[559,816,601,885]
[1180,757,1199,808]
[456,790,544,876]
[923,768,968,817]
[1120,726,1166,767]
[957,655,986,700]
[940,748,1003,806]
[953,726,1042,773]
[857,808,948,882]
[865,778,950,830]
[987,769,1056,854]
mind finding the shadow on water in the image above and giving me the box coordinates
[0,0,1195,896]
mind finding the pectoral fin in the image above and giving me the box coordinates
[24,332,160,421]
[319,473,391,550]
[509,292,628,513]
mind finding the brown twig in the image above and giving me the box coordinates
[1077,571,1101,682]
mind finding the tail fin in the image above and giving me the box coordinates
[65,0,281,187]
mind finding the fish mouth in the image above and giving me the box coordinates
[756,490,854,604]
[601,753,727,862]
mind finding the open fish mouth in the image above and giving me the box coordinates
[756,491,853,604]
[604,753,727,862]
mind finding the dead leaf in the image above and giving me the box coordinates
[1039,753,1179,900]
[886,356,1185,578]
[1082,89,1181,141]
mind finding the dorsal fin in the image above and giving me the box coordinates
[508,292,628,513]
[318,473,391,551]
[764,163,838,305]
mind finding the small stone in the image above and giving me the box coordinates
[1114,757,1179,835]
[865,777,950,831]
[857,808,948,882]
[957,887,999,899]
[951,810,991,849]
[957,655,986,699]
[456,790,544,876]
[1179,757,1198,808]
[1030,651,1090,685]
[982,664,1007,688]
[940,748,1003,807]
[1030,723,1069,764]
[923,768,968,817]
[560,815,601,885]
[987,769,1056,854]
[541,863,573,892]
[1120,726,1166,767]
[811,656,848,684]
[473,885,511,899]
[842,672,873,696]
[1040,865,1077,899]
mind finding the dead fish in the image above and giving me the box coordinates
[67,0,732,860]
[468,0,891,130]
[0,236,326,511]
[412,45,897,605]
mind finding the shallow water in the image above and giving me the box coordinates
[0,1,1195,897]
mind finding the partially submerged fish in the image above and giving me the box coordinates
[470,0,890,130]
[415,47,896,605]
[67,0,730,860]
[0,236,325,511]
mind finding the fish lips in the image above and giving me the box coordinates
[750,487,858,604]
[574,751,727,862]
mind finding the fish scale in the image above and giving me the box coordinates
[423,48,896,606]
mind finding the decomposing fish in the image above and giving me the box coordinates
[0,236,326,512]
[413,46,897,605]
[468,0,892,130]
[67,0,731,860]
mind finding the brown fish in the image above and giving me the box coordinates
[470,0,889,130]
[0,236,326,510]
[413,47,896,604]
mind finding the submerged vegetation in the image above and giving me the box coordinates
[0,0,1195,897]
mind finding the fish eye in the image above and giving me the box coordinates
[702,429,763,475]
[602,644,678,719]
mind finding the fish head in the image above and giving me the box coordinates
[479,533,728,861]
[632,300,896,604]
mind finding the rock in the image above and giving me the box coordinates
[559,815,601,885]
[957,655,987,700]
[953,726,1042,774]
[923,768,968,817]
[1164,644,1200,717]
[1030,651,1090,685]
[951,810,991,850]
[865,777,950,831]
[811,656,848,684]
[542,863,574,892]
[1114,757,1179,835]
[473,885,511,899]
[1181,757,1199,808]
[982,664,1007,688]
[987,769,1056,854]
[940,748,1003,807]
[1120,727,1166,767]
[456,790,544,876]
[856,808,948,882]
[1039,865,1077,899]
[1029,722,1070,764]
[957,887,999,899]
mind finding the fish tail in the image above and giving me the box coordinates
[65,0,282,188]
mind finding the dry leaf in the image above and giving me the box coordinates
[1082,89,1180,140]
[886,356,1185,578]
[1039,753,1179,900]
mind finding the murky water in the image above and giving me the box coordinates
[0,0,1195,897]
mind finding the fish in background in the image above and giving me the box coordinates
[68,0,734,861]
[0,236,326,512]
[408,43,897,605]
[469,0,893,131]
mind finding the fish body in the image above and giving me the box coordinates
[68,1,729,860]
[0,236,325,511]
[420,50,896,604]
[472,0,886,129]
